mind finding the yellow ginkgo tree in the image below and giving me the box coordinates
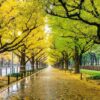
[0,0,44,53]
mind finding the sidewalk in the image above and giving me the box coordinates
[0,67,100,100]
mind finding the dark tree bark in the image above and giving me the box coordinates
[74,46,80,73]
[60,58,64,69]
[64,53,69,70]
[0,58,4,67]
[31,55,35,71]
[36,60,39,69]
[79,53,83,66]
[20,48,26,73]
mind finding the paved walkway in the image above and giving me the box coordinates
[0,67,100,100]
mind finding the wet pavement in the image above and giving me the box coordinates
[0,66,100,100]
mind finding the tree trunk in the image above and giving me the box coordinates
[36,60,39,69]
[62,60,64,69]
[74,46,80,73]
[61,52,65,69]
[31,55,35,71]
[1,58,4,67]
[79,53,83,66]
[64,54,69,70]
[97,25,100,40]
[20,48,26,73]
[39,62,41,68]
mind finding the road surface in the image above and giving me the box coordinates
[0,66,100,100]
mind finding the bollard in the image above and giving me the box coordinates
[32,70,34,74]
[80,73,83,80]
[30,70,31,75]
[16,74,18,81]
[30,71,31,75]
[86,77,88,81]
[31,71,32,74]
[24,72,26,77]
[28,71,29,75]
[25,71,27,77]
[69,69,72,74]
[25,72,26,77]
[27,71,28,76]
[8,75,10,85]
[31,70,33,74]
[26,71,27,76]
[27,71,29,76]
[21,73,23,79]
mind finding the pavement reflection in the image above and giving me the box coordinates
[0,67,100,100]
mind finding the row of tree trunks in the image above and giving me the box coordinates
[30,55,40,71]
[61,52,69,70]
[19,47,44,73]
[60,49,100,73]
[57,46,81,73]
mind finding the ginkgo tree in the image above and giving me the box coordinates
[25,29,47,71]
[14,24,48,73]
[0,0,48,74]
[0,0,44,53]
[47,16,95,73]
[46,0,100,44]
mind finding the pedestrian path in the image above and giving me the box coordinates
[0,66,100,100]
